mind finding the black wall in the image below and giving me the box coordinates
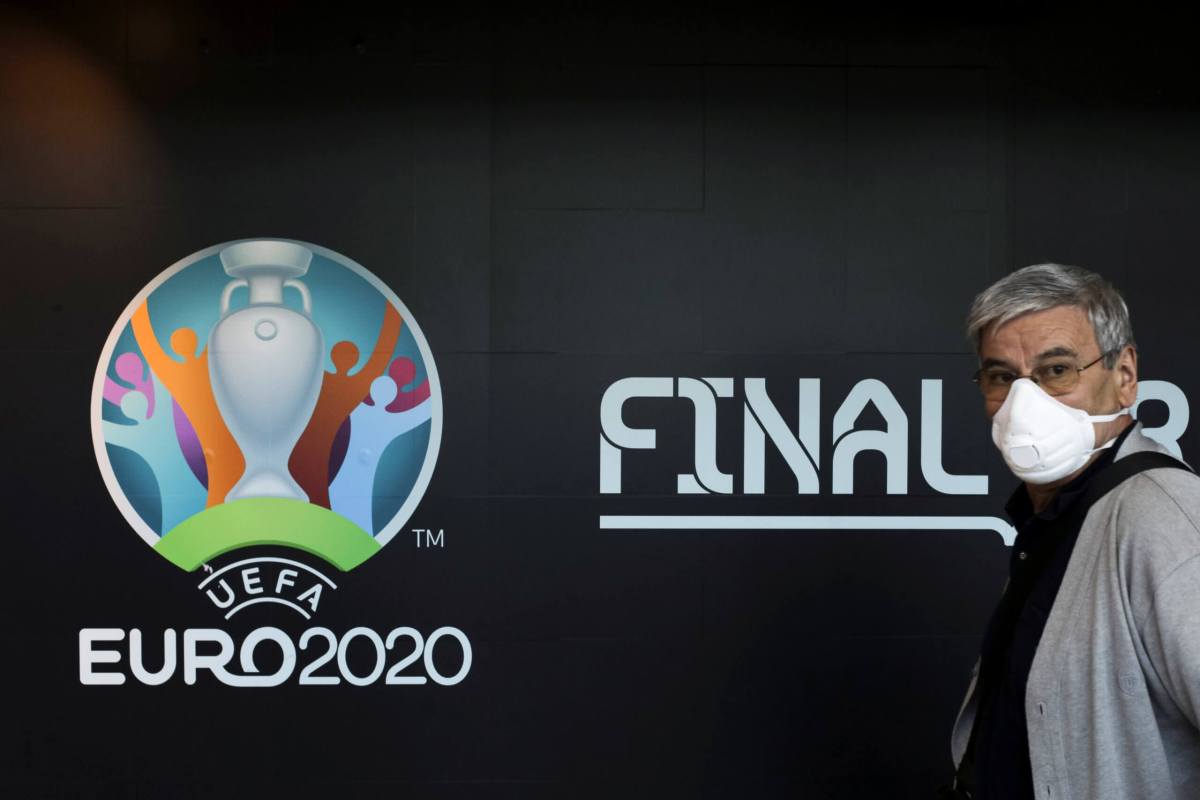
[5,3,1200,798]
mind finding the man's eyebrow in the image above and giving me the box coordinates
[1035,346,1078,361]
[979,346,1078,371]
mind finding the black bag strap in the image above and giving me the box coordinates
[950,449,1192,797]
[1071,450,1192,516]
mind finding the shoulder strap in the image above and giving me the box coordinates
[1073,450,1192,520]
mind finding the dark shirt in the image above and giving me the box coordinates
[970,423,1136,799]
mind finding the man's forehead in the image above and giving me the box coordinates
[979,305,1097,362]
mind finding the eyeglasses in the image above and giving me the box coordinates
[972,351,1111,401]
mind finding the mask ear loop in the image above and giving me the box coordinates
[1088,407,1131,423]
[1086,407,1132,453]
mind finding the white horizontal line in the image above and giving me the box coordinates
[598,515,1016,546]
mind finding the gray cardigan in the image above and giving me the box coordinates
[951,420,1200,799]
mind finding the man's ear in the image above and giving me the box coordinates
[1115,344,1138,408]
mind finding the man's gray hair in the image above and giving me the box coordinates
[965,263,1135,368]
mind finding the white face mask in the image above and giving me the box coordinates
[990,377,1130,484]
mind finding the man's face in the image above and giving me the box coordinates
[977,304,1137,444]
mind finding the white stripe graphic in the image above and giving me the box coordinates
[599,515,1017,546]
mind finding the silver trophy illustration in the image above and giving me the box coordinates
[208,240,324,502]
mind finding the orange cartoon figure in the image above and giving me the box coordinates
[289,303,402,508]
[131,302,245,507]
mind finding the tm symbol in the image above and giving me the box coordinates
[413,528,445,548]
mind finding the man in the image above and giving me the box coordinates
[944,263,1200,800]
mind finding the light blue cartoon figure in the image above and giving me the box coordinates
[330,375,433,534]
[102,373,207,534]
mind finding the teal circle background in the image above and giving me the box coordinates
[97,241,438,542]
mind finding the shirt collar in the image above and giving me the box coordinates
[1003,421,1137,528]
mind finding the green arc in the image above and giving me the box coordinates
[154,498,380,572]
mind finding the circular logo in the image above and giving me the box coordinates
[91,239,442,572]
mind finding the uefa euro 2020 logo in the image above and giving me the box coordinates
[90,239,442,613]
